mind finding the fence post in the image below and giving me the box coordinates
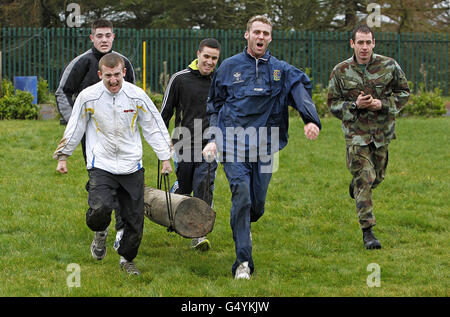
[143,40,146,92]
[311,31,315,86]
[46,28,50,90]
[0,50,2,94]
[445,33,448,95]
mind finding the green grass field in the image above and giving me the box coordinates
[0,117,448,297]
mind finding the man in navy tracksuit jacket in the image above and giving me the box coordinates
[203,15,322,279]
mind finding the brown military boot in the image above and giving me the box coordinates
[362,227,381,249]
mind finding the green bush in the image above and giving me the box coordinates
[0,89,38,120]
[312,84,330,118]
[288,84,330,118]
[149,92,163,111]
[403,87,446,117]
[37,77,53,104]
[135,80,164,111]
[0,78,54,120]
[1,79,15,97]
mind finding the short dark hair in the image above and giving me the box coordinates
[99,53,125,71]
[198,38,221,52]
[91,19,113,34]
[351,24,374,42]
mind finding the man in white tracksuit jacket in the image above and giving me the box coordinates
[53,53,172,275]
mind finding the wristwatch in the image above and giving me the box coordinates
[350,102,357,110]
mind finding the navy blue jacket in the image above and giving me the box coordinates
[207,48,321,160]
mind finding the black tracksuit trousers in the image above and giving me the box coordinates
[82,136,124,231]
[174,156,217,207]
[85,168,145,262]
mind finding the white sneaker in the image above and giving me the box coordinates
[235,261,251,280]
[119,256,141,275]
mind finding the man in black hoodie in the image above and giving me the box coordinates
[56,19,135,128]
[161,38,221,251]
[55,19,135,263]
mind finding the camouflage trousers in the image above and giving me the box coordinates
[346,143,389,229]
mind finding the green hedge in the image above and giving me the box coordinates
[0,79,38,120]
[0,78,446,120]
[311,84,446,118]
[403,86,446,117]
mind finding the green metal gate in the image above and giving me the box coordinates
[1,27,448,95]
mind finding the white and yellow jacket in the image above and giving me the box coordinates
[53,80,171,175]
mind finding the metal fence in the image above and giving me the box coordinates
[1,27,448,95]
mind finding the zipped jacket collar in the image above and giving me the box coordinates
[99,80,124,97]
[91,46,112,59]
[188,59,199,70]
[243,47,270,63]
[188,59,214,78]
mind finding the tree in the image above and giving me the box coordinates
[375,0,450,33]
[0,0,447,33]
[113,0,272,29]
[0,0,44,27]
[270,0,338,31]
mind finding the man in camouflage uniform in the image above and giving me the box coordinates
[327,25,410,249]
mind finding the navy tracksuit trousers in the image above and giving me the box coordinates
[222,160,273,276]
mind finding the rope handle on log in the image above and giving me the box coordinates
[163,172,175,232]
[157,160,175,233]
[204,152,214,207]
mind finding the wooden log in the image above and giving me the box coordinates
[143,187,216,238]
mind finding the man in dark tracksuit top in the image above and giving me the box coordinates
[161,38,221,251]
[203,15,321,279]
[54,19,135,261]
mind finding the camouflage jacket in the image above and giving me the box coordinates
[327,53,410,147]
